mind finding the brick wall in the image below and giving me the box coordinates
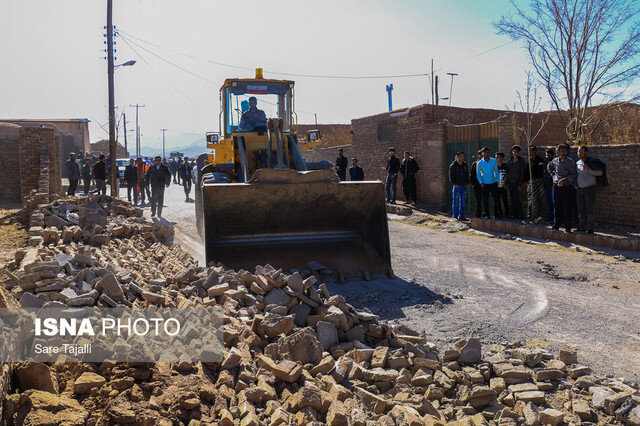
[89,140,129,158]
[304,105,448,208]
[296,124,352,147]
[18,127,61,201]
[0,137,21,201]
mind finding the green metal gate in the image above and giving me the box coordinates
[445,121,499,215]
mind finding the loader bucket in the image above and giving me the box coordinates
[200,169,391,276]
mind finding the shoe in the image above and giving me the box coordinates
[151,212,156,217]
[565,228,571,233]
[459,217,468,221]
[552,226,560,230]
[587,229,594,234]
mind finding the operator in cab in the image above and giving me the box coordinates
[239,96,267,131]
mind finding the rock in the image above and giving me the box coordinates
[604,392,631,414]
[91,234,110,245]
[14,390,88,425]
[257,356,302,383]
[572,399,591,421]
[558,349,577,364]
[14,363,58,393]
[19,292,45,308]
[264,288,291,306]
[522,402,540,425]
[142,291,165,305]
[326,400,349,426]
[316,321,339,349]
[516,391,546,404]
[257,314,295,338]
[538,408,564,425]
[221,347,242,369]
[97,273,124,298]
[459,338,482,363]
[73,372,106,394]
[289,303,311,327]
[268,327,323,364]
[590,386,614,409]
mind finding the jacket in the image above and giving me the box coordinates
[524,154,545,181]
[449,161,469,186]
[400,158,419,179]
[136,162,149,183]
[470,161,480,186]
[386,156,400,175]
[124,165,138,183]
[146,164,171,187]
[66,160,80,180]
[335,155,348,174]
[506,156,526,185]
[93,161,107,180]
[178,163,192,181]
[349,165,364,181]
[81,163,91,180]
[584,156,609,187]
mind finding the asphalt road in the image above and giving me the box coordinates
[146,182,640,383]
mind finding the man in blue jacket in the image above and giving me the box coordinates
[476,147,501,218]
[349,158,364,181]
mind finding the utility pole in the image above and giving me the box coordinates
[431,59,434,105]
[106,0,117,196]
[435,75,440,106]
[314,113,318,127]
[447,72,458,106]
[130,104,145,157]
[386,84,394,111]
[161,129,168,159]
[123,113,128,157]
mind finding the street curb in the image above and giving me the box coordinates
[470,218,640,253]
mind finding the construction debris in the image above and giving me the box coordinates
[2,196,639,425]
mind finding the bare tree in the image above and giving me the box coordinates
[496,0,640,143]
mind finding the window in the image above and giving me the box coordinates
[377,120,397,143]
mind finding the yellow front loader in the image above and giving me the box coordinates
[195,69,391,276]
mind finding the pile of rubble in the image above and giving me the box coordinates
[2,196,639,425]
[4,257,640,424]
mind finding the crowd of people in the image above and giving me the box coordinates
[65,153,197,218]
[449,143,608,233]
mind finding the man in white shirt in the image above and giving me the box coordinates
[575,145,603,233]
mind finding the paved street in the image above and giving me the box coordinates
[151,181,640,382]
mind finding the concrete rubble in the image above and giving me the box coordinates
[1,197,639,425]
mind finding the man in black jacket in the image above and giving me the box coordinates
[400,151,420,204]
[145,156,171,217]
[349,158,364,181]
[124,158,138,205]
[335,149,348,181]
[449,151,469,220]
[385,147,401,204]
[178,157,193,201]
[524,145,546,222]
[469,149,483,217]
[93,155,108,196]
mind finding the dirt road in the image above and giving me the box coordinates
[150,183,640,383]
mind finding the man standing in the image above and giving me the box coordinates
[170,159,178,184]
[495,152,509,219]
[135,158,149,205]
[449,151,469,220]
[506,145,526,219]
[335,148,348,181]
[178,157,193,202]
[65,152,81,196]
[124,158,138,205]
[349,158,364,181]
[400,151,420,204]
[476,147,501,218]
[543,148,555,223]
[525,145,546,222]
[81,157,92,195]
[469,149,483,217]
[145,156,171,217]
[385,147,400,204]
[93,155,108,196]
[547,143,577,232]
[575,145,604,233]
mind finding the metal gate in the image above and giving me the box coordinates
[445,121,499,215]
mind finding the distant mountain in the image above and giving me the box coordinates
[140,137,208,159]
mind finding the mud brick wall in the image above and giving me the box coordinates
[304,105,449,208]
[0,137,21,201]
[18,127,61,201]
[295,124,352,148]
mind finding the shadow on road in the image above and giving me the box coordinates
[326,278,452,321]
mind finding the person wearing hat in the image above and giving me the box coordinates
[335,148,348,181]
[547,143,577,232]
[145,156,171,217]
[506,145,527,219]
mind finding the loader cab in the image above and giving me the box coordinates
[221,78,295,138]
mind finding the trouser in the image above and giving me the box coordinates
[402,175,417,203]
[553,185,574,230]
[508,182,524,219]
[151,185,166,216]
[481,183,501,217]
[337,171,346,181]
[527,178,545,220]
[385,174,397,203]
[67,179,78,196]
[96,179,106,196]
[576,185,596,231]
[83,178,91,195]
[176,172,181,185]
[473,184,483,217]
[452,186,467,218]
[172,171,177,183]
[544,187,554,222]
[496,186,509,218]
[127,182,138,203]
[137,181,146,203]
[183,179,192,198]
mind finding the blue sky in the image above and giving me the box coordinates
[0,0,533,152]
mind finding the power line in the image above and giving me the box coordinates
[473,40,515,57]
